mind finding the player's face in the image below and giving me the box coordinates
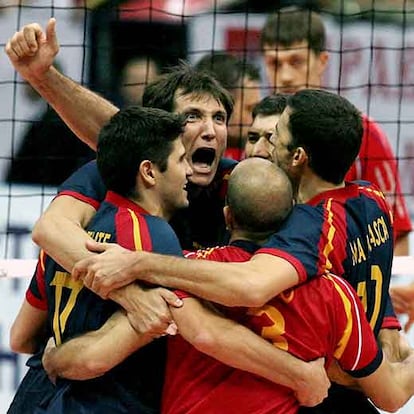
[174,91,228,187]
[263,41,328,93]
[157,139,193,219]
[245,114,280,160]
[270,108,296,179]
[227,77,261,149]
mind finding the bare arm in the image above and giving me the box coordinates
[171,297,329,407]
[74,242,299,307]
[5,18,118,148]
[327,351,414,412]
[355,352,414,412]
[42,311,154,380]
[32,196,96,272]
[10,300,47,354]
[377,328,412,362]
[108,284,182,336]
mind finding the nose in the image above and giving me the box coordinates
[252,137,272,160]
[278,63,294,86]
[201,117,216,140]
[185,158,193,177]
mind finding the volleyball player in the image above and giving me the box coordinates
[195,52,261,160]
[244,93,288,160]
[9,106,191,412]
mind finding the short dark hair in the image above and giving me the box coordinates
[97,106,184,197]
[143,61,234,121]
[195,52,260,93]
[261,7,326,54]
[252,93,289,119]
[228,158,293,235]
[287,89,363,184]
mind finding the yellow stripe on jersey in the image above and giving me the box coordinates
[128,208,143,251]
[39,249,46,272]
[322,198,335,271]
[325,274,353,361]
[327,273,367,370]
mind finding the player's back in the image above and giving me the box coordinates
[259,181,394,335]
[164,243,381,414]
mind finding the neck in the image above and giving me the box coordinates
[129,194,170,220]
[229,229,272,246]
[296,171,344,204]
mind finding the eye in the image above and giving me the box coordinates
[185,112,200,122]
[290,57,305,68]
[214,113,226,124]
[247,132,259,143]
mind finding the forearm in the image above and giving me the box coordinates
[378,328,411,362]
[357,356,414,412]
[43,312,153,380]
[32,197,96,272]
[172,300,314,392]
[134,252,297,307]
[10,301,47,354]
[27,67,118,149]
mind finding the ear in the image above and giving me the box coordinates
[317,51,329,77]
[139,160,156,187]
[292,147,308,167]
[223,205,233,231]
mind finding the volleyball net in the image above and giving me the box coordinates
[0,0,414,263]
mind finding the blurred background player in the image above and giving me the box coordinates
[118,55,161,106]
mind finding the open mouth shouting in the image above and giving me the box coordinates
[191,147,216,175]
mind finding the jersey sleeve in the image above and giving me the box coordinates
[256,206,322,283]
[346,116,412,239]
[57,160,106,210]
[381,293,401,330]
[25,250,48,311]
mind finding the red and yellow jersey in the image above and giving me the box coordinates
[28,191,182,413]
[163,242,382,414]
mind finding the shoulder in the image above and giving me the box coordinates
[188,244,252,262]
[217,158,238,177]
[57,160,106,206]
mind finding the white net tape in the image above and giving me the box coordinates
[0,257,412,279]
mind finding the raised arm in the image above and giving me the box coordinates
[5,18,118,149]
[73,242,299,307]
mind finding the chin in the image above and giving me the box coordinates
[189,173,215,187]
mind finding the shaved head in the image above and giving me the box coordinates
[227,158,293,236]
